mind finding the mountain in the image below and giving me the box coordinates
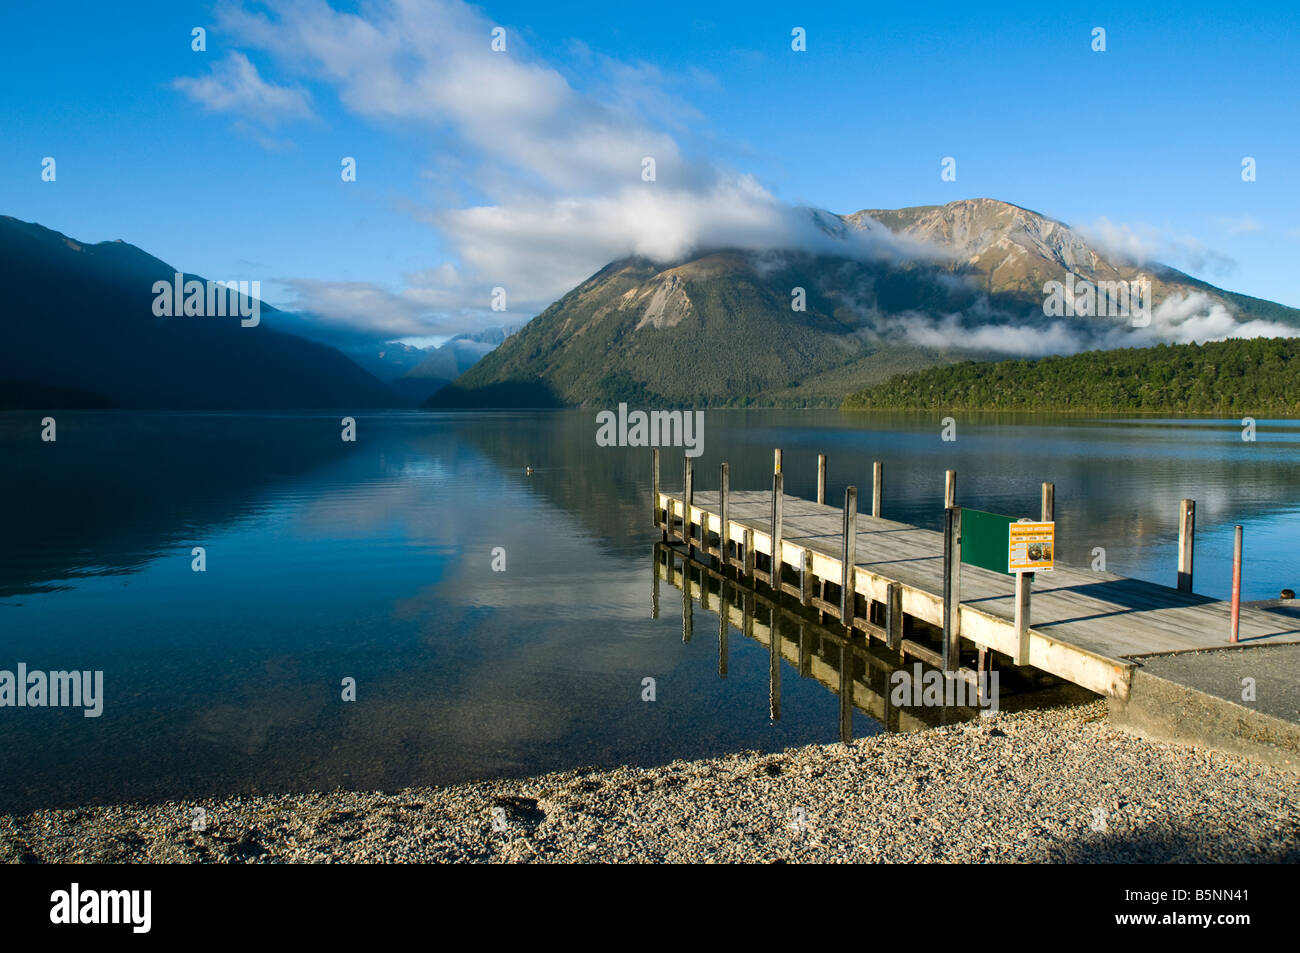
[405,328,514,382]
[397,326,519,404]
[0,216,401,409]
[844,338,1300,415]
[846,199,1295,325]
[428,199,1300,409]
[342,341,434,382]
[429,249,978,408]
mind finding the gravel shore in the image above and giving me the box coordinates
[3,702,1297,863]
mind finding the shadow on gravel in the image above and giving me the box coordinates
[492,795,547,831]
[1033,824,1300,863]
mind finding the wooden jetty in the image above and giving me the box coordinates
[652,449,1300,700]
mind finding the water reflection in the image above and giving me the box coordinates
[0,409,1290,814]
[654,542,1095,741]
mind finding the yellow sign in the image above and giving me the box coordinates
[1008,521,1055,572]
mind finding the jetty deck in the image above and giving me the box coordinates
[656,482,1300,700]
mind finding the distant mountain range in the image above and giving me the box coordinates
[343,326,518,404]
[342,341,433,382]
[8,201,1297,413]
[0,216,400,409]
[430,199,1300,408]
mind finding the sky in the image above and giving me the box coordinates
[2,0,1298,348]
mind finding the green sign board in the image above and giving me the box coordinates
[960,508,1017,575]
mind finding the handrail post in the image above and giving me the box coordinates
[771,471,784,588]
[841,486,858,630]
[1178,499,1195,592]
[942,505,962,671]
[1230,525,1243,643]
[719,462,730,567]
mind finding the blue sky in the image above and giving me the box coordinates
[3,0,1298,347]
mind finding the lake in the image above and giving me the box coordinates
[1,409,1297,814]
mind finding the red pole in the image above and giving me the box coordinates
[1229,525,1243,643]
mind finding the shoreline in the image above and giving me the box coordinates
[3,701,1298,863]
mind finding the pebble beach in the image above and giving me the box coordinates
[3,702,1297,864]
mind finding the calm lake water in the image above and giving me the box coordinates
[1,409,1297,813]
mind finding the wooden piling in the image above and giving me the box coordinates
[651,544,660,619]
[719,462,730,566]
[1178,499,1195,592]
[945,469,957,509]
[718,579,729,677]
[1041,482,1055,523]
[743,527,755,578]
[817,454,827,505]
[800,549,813,606]
[942,505,962,671]
[742,588,754,646]
[652,448,660,530]
[841,486,858,629]
[774,448,783,475]
[881,655,896,730]
[771,471,784,587]
[684,457,695,554]
[838,643,853,744]
[682,558,693,643]
[885,581,903,652]
[872,461,882,518]
[977,646,991,708]
[769,611,781,721]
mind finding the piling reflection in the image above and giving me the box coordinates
[654,541,1091,740]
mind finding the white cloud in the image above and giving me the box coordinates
[1117,292,1299,347]
[269,269,491,345]
[212,0,695,195]
[1078,217,1236,278]
[1216,215,1263,236]
[182,1,1286,354]
[876,292,1300,359]
[885,312,1086,357]
[429,178,938,313]
[192,0,939,331]
[173,51,314,126]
